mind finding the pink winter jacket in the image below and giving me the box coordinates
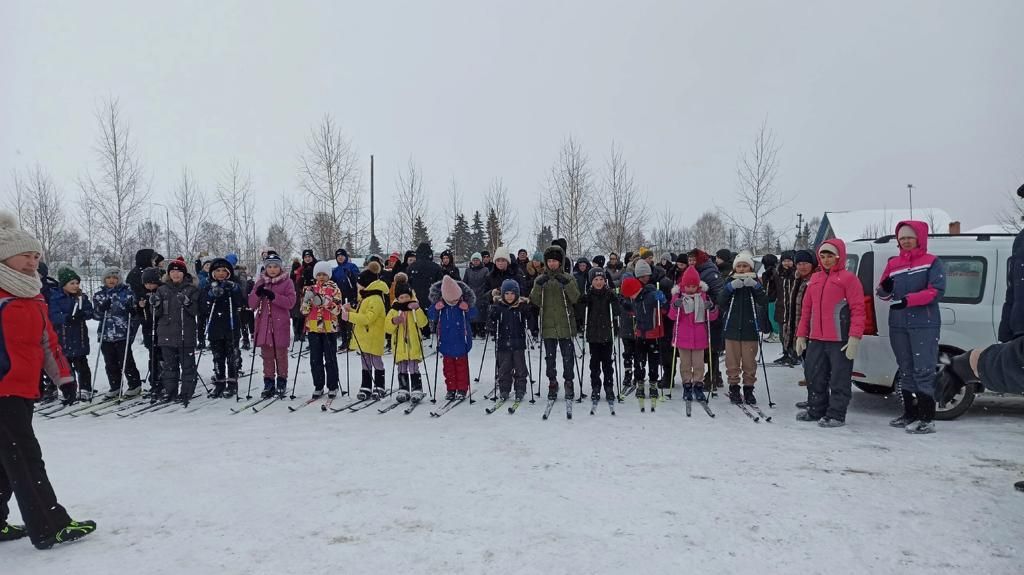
[667,288,719,350]
[796,238,866,342]
[248,271,297,348]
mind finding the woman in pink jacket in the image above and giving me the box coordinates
[795,239,866,427]
[248,253,297,399]
[667,266,719,403]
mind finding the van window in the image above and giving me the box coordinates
[845,254,859,277]
[939,256,986,304]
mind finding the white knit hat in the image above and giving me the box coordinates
[313,261,333,278]
[732,251,756,271]
[493,245,510,263]
[0,211,43,262]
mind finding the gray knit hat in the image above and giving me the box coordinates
[0,211,44,262]
[634,259,652,278]
[102,266,122,280]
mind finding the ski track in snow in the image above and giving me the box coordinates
[8,334,1024,575]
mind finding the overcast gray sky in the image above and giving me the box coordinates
[3,0,1022,251]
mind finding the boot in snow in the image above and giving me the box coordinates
[275,377,287,396]
[0,523,27,542]
[742,386,757,405]
[312,388,325,399]
[728,385,742,404]
[260,378,276,399]
[889,391,917,427]
[445,390,456,401]
[209,381,226,399]
[693,383,707,403]
[547,381,559,400]
[818,417,846,428]
[396,373,410,403]
[33,520,97,550]
[682,383,694,402]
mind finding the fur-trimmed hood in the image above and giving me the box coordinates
[429,278,476,307]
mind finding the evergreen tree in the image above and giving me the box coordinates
[368,234,382,257]
[445,212,470,262]
[536,225,554,252]
[485,208,502,253]
[412,216,432,249]
[469,210,486,254]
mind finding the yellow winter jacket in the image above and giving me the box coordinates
[346,279,388,356]
[384,306,429,362]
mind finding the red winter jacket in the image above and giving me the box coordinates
[0,287,74,399]
[796,239,866,342]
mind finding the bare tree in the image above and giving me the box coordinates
[216,159,251,255]
[546,136,596,256]
[691,211,728,252]
[595,143,645,256]
[447,177,463,238]
[173,168,208,258]
[997,190,1024,232]
[299,114,363,254]
[390,158,430,250]
[485,177,519,248]
[723,120,786,252]
[8,165,70,262]
[76,190,99,267]
[265,197,296,258]
[79,98,149,267]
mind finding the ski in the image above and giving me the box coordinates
[651,394,657,413]
[686,400,692,417]
[736,402,760,422]
[330,396,373,413]
[378,399,405,414]
[57,397,120,417]
[565,398,573,419]
[542,398,556,420]
[430,392,472,418]
[403,399,424,415]
[747,404,773,422]
[320,397,335,411]
[485,398,507,414]
[289,397,322,412]
[507,400,521,415]
[252,396,282,413]
[700,401,716,418]
[231,396,271,414]
[90,397,149,417]
[349,392,391,413]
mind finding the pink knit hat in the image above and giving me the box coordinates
[681,266,701,288]
[440,275,462,304]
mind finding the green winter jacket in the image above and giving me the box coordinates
[529,247,580,339]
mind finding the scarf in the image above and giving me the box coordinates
[680,292,708,323]
[0,264,43,298]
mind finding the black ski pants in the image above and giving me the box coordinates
[804,340,853,421]
[589,341,615,399]
[543,338,576,396]
[210,335,242,382]
[633,338,660,384]
[101,340,142,391]
[495,350,528,399]
[162,346,198,399]
[307,332,340,391]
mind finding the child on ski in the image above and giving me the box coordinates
[92,266,143,399]
[341,262,389,399]
[529,244,580,400]
[428,274,477,400]
[154,258,201,405]
[668,266,719,403]
[718,252,768,406]
[487,278,530,403]
[623,259,666,400]
[203,258,245,399]
[138,267,164,396]
[249,253,296,399]
[616,271,638,394]
[50,267,94,401]
[384,282,429,403]
[580,269,619,407]
[301,260,344,399]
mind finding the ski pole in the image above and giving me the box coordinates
[289,329,305,399]
[749,293,775,408]
[463,308,475,404]
[90,310,108,403]
[536,289,544,398]
[244,298,264,400]
[118,310,132,399]
[474,331,490,383]
[431,313,441,403]
[411,304,431,401]
[669,303,681,401]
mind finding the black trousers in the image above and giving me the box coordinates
[633,338,660,384]
[495,350,528,398]
[101,340,142,391]
[307,332,339,391]
[68,356,92,392]
[588,341,615,399]
[209,336,242,381]
[0,397,72,545]
[162,346,198,399]
[543,338,576,397]
[621,338,636,377]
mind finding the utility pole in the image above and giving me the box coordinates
[907,184,914,219]
[796,213,804,249]
[370,154,376,255]
[555,208,561,239]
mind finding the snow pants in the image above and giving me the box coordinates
[67,356,92,392]
[620,338,636,380]
[804,340,853,421]
[443,355,470,392]
[162,346,198,399]
[889,326,939,398]
[0,398,72,547]
[633,338,660,384]
[588,342,615,399]
[209,336,242,383]
[101,340,142,392]
[307,332,339,391]
[978,336,1024,394]
[725,339,758,387]
[495,350,528,399]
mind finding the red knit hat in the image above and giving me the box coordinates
[620,277,643,299]
[168,258,188,274]
[681,266,701,288]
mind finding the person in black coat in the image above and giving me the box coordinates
[440,249,461,281]
[407,242,443,337]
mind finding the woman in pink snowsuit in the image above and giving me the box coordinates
[247,254,297,398]
[667,266,719,403]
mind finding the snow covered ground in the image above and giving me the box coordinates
[7,337,1024,574]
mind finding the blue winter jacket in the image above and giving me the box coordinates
[93,283,136,342]
[999,229,1024,342]
[50,290,94,357]
[427,280,478,357]
[331,260,360,302]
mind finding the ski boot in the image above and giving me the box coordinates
[103,388,121,400]
[33,519,97,550]
[889,391,917,428]
[223,380,237,399]
[0,523,27,542]
[275,377,287,397]
[693,383,707,403]
[547,381,559,400]
[410,374,424,403]
[728,384,742,404]
[396,374,411,403]
[357,370,372,400]
[682,383,694,402]
[445,390,456,401]
[123,385,142,398]
[328,388,339,399]
[818,417,846,428]
[742,386,757,405]
[312,387,325,400]
[454,389,467,401]
[372,369,386,398]
[209,380,226,399]
[261,378,276,399]
[77,388,96,402]
[795,410,819,422]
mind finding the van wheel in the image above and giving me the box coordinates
[853,382,892,395]
[934,348,975,420]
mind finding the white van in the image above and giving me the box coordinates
[844,232,1016,420]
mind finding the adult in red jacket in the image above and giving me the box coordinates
[794,238,866,427]
[0,212,95,549]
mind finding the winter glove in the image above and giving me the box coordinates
[257,285,276,300]
[556,274,570,286]
[96,298,112,312]
[741,277,759,289]
[672,298,683,309]
[221,280,235,291]
[890,299,907,310]
[841,336,860,361]
[148,293,162,308]
[391,314,405,325]
[408,301,419,310]
[458,301,470,311]
[729,278,744,291]
[176,293,192,307]
[311,294,325,307]
[211,285,225,298]
[880,276,894,294]
[434,301,445,311]
[795,336,807,356]
[535,275,550,287]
